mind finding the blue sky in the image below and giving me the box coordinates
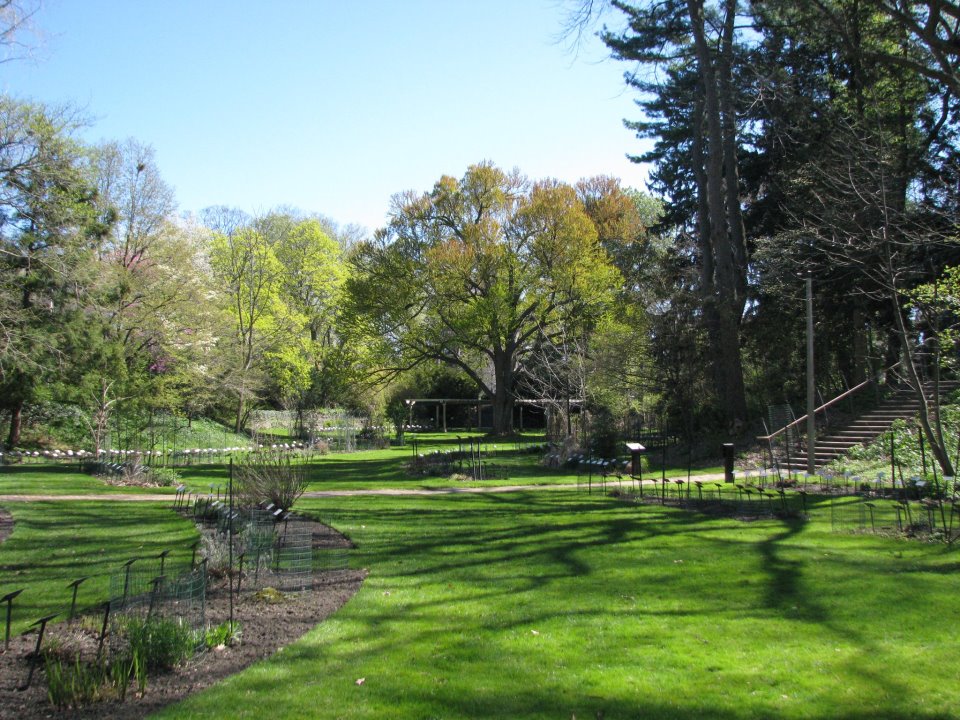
[4,1,648,232]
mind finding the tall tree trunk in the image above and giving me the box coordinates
[235,391,245,435]
[6,400,22,448]
[490,350,516,436]
[851,306,868,385]
[687,0,749,428]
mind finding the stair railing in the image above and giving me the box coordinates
[758,360,903,476]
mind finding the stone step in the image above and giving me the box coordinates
[773,381,958,472]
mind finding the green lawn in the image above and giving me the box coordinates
[0,464,178,496]
[178,436,722,495]
[153,490,959,720]
[0,500,199,635]
[0,432,724,497]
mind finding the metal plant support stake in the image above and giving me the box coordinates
[19,613,58,690]
[121,558,137,606]
[67,577,89,622]
[2,589,24,651]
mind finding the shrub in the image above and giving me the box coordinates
[253,586,286,604]
[233,450,308,509]
[199,531,238,577]
[149,467,181,487]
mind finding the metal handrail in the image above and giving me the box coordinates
[757,360,903,444]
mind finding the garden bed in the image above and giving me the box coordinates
[0,518,365,720]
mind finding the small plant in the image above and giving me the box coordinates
[199,531,234,577]
[120,615,198,671]
[204,620,242,648]
[253,586,286,604]
[234,450,308,509]
[45,655,102,708]
[149,467,181,487]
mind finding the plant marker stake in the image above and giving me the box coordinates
[148,576,164,618]
[18,613,58,690]
[66,577,89,622]
[121,558,137,605]
[96,601,111,660]
[2,589,24,651]
[157,549,170,578]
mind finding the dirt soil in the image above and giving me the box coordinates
[0,516,365,720]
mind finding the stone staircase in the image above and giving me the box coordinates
[780,381,958,472]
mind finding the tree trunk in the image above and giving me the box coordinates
[851,306,868,385]
[235,395,245,435]
[6,400,22,448]
[490,350,516,435]
[687,0,749,428]
[891,287,954,476]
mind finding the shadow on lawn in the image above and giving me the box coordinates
[755,516,826,621]
[273,491,953,719]
[0,464,83,477]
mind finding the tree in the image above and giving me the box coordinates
[569,0,959,441]
[268,213,350,412]
[582,0,751,429]
[0,96,109,446]
[208,215,304,432]
[742,0,960,473]
[348,162,621,435]
[93,138,176,270]
[0,0,40,64]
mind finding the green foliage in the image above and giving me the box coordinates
[120,615,198,672]
[148,467,180,487]
[204,620,242,648]
[348,162,623,435]
[233,450,308,509]
[907,265,960,371]
[44,651,145,708]
[253,586,287,604]
[45,655,107,708]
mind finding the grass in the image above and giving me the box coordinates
[0,465,178,496]
[171,434,723,495]
[0,501,198,635]
[151,490,959,720]
[0,431,724,497]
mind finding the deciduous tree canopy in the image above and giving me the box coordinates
[348,162,623,435]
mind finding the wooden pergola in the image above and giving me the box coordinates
[404,398,584,432]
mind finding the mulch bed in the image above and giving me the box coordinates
[0,515,366,720]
